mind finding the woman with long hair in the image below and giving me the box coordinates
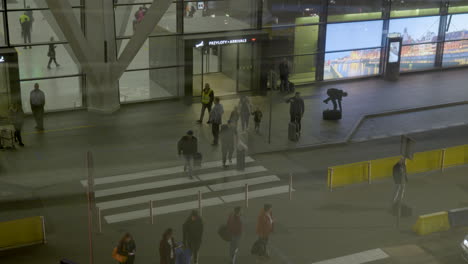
[115,233,132,264]
[159,228,176,264]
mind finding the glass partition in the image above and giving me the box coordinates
[263,0,322,26]
[324,48,380,79]
[443,40,468,67]
[326,20,383,52]
[391,0,441,17]
[445,13,468,41]
[328,0,382,22]
[389,16,440,44]
[400,43,437,71]
[448,0,468,13]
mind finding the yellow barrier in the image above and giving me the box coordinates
[0,216,46,250]
[327,143,468,190]
[413,211,450,235]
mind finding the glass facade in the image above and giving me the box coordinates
[0,0,467,110]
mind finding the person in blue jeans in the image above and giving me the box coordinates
[227,207,243,264]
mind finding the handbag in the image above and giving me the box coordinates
[112,247,128,263]
[217,224,231,242]
[250,238,266,256]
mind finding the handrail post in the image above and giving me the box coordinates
[149,201,154,224]
[440,148,446,173]
[97,207,102,233]
[367,161,372,184]
[328,168,334,192]
[289,173,293,201]
[198,191,202,216]
[245,184,249,208]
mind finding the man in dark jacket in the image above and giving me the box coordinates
[279,58,290,92]
[393,157,408,204]
[227,207,243,264]
[9,104,25,147]
[178,130,198,179]
[286,92,305,132]
[220,121,236,168]
[323,88,348,112]
[183,210,204,264]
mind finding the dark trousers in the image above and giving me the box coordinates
[212,123,220,144]
[222,146,234,165]
[31,105,44,129]
[324,98,342,111]
[23,31,31,47]
[127,255,135,264]
[290,114,301,132]
[48,57,59,67]
[14,129,23,144]
[279,75,289,92]
[188,242,201,264]
[199,103,212,122]
[240,114,250,131]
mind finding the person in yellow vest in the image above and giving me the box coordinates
[197,83,214,123]
[19,13,32,49]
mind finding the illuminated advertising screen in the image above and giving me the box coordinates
[324,48,381,80]
[443,40,468,67]
[388,42,401,63]
[389,16,440,45]
[325,20,383,52]
[400,43,436,71]
[445,13,468,41]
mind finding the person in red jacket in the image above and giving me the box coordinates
[227,207,243,264]
[256,204,273,257]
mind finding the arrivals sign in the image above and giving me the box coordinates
[194,38,255,47]
[0,56,5,63]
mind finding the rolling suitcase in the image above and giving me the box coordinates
[193,152,202,167]
[288,122,299,142]
[323,109,342,120]
[175,243,192,264]
[0,126,15,149]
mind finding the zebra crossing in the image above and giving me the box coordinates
[81,157,292,224]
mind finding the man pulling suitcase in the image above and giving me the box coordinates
[286,92,305,141]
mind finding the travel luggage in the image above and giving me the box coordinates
[251,238,267,256]
[175,243,192,264]
[322,109,342,120]
[288,122,299,142]
[218,224,231,242]
[0,125,15,149]
[193,152,202,167]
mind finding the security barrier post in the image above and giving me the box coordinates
[198,191,202,216]
[367,162,372,184]
[41,216,47,244]
[289,173,293,201]
[149,201,154,224]
[328,168,334,192]
[440,149,446,173]
[97,207,102,233]
[245,184,249,208]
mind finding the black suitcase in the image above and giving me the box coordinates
[288,122,299,141]
[193,152,202,167]
[323,109,342,120]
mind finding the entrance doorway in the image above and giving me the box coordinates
[192,42,256,97]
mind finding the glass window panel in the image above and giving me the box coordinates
[400,43,436,71]
[0,12,5,46]
[389,16,440,45]
[114,3,176,37]
[20,76,82,113]
[263,0,322,26]
[7,0,81,9]
[445,13,468,41]
[290,54,317,83]
[390,0,441,17]
[327,0,382,22]
[324,48,381,80]
[443,40,468,67]
[8,9,81,45]
[120,67,181,102]
[325,20,383,52]
[183,0,257,33]
[449,0,468,13]
[18,44,80,80]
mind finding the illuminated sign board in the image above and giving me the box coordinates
[194,38,255,47]
[0,56,5,63]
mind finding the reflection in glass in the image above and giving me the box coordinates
[326,20,383,52]
[449,0,468,13]
[263,0,322,26]
[20,77,82,113]
[443,40,468,67]
[400,44,436,71]
[445,14,468,41]
[0,12,5,46]
[391,0,441,17]
[7,0,81,9]
[389,42,401,63]
[324,48,380,80]
[389,16,440,45]
[328,0,382,22]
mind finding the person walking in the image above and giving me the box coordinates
[19,12,32,49]
[113,233,133,264]
[286,92,305,133]
[239,96,252,131]
[220,121,236,168]
[159,228,176,264]
[279,58,290,92]
[183,210,204,264]
[252,107,263,134]
[209,97,224,146]
[323,88,348,112]
[256,204,274,258]
[227,207,243,264]
[392,157,408,205]
[47,37,60,69]
[30,83,45,131]
[197,83,214,123]
[9,104,25,147]
[178,130,198,179]
[229,106,239,129]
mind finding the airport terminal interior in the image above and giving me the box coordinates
[1,0,468,263]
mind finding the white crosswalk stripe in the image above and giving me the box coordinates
[81,157,293,224]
